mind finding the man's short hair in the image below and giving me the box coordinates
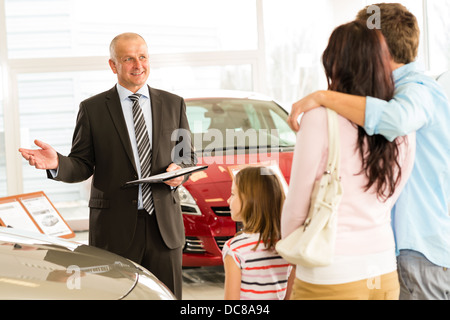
[357,3,420,64]
[109,33,146,61]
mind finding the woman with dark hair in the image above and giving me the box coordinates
[281,20,415,300]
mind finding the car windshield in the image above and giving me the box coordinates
[186,98,296,152]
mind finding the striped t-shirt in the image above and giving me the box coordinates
[222,232,291,300]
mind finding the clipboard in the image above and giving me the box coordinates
[124,165,208,187]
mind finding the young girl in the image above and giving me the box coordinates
[222,166,291,300]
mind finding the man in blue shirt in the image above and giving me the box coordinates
[288,3,450,299]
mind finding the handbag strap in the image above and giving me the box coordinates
[325,109,340,177]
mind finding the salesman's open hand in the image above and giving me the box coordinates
[164,163,184,187]
[18,139,59,170]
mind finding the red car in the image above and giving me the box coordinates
[178,91,296,267]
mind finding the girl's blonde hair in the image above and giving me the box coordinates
[234,166,285,250]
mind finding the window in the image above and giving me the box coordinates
[262,0,379,109]
[151,64,253,92]
[262,0,335,109]
[269,109,296,145]
[261,0,432,109]
[185,98,296,152]
[5,0,258,58]
[0,66,5,196]
[426,0,450,75]
[17,71,115,217]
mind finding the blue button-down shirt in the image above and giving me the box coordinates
[365,62,450,268]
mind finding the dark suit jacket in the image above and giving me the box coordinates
[49,85,196,256]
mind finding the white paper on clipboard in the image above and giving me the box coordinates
[124,165,208,186]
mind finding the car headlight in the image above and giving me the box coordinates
[177,186,202,216]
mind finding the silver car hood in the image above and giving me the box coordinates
[0,227,173,300]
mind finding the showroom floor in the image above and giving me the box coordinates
[73,231,225,300]
[181,266,225,300]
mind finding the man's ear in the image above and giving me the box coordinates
[109,59,118,74]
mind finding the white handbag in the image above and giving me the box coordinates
[276,109,343,267]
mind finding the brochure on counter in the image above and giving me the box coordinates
[124,165,208,186]
[0,191,75,239]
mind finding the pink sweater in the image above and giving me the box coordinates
[281,107,415,256]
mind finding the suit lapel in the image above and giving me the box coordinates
[149,86,162,167]
[106,86,138,174]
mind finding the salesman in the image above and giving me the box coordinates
[18,32,197,299]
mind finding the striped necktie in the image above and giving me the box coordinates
[129,93,154,214]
